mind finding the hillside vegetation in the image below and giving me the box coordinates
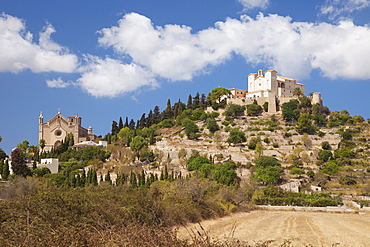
[1,88,370,246]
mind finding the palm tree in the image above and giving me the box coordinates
[293,88,303,96]
[39,139,46,153]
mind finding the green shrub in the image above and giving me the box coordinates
[339,176,357,185]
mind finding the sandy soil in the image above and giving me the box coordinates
[177,210,370,246]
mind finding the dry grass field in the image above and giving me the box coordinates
[177,210,370,246]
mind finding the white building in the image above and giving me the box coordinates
[247,69,305,99]
[39,158,59,174]
[226,69,322,113]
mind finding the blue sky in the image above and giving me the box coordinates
[1,0,370,154]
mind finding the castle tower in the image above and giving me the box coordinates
[311,92,322,105]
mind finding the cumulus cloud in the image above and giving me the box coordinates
[237,0,270,10]
[97,12,370,85]
[98,13,231,81]
[76,55,158,97]
[0,13,78,73]
[46,78,72,88]
[320,0,370,19]
[4,11,370,98]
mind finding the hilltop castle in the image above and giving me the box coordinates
[38,110,96,152]
[228,69,322,113]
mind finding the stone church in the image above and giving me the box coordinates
[38,110,96,152]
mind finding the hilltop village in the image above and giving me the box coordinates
[1,69,370,246]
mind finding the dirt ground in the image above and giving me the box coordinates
[177,210,370,246]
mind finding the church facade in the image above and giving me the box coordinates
[38,110,96,152]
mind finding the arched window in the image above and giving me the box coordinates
[54,140,62,149]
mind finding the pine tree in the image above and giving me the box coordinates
[173,99,186,118]
[111,121,119,135]
[118,117,124,130]
[11,148,31,177]
[153,106,162,124]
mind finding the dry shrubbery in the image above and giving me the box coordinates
[0,177,255,247]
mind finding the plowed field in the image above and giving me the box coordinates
[177,210,370,246]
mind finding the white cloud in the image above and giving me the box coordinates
[46,78,71,88]
[0,13,78,73]
[320,0,370,19]
[98,13,230,81]
[76,55,158,97]
[237,0,270,10]
[96,12,370,89]
[4,11,370,98]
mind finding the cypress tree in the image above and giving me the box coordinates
[124,117,129,128]
[32,160,37,169]
[147,110,154,127]
[139,113,146,128]
[92,170,98,186]
[153,106,161,124]
[187,94,193,110]
[193,92,200,109]
[162,99,173,119]
[130,171,137,188]
[200,93,207,109]
[118,117,124,130]
[86,169,92,185]
[0,160,3,177]
[75,174,81,187]
[2,159,9,180]
[141,170,146,186]
[105,171,112,185]
[81,171,86,186]
[164,165,169,180]
[111,121,119,135]
[129,119,136,130]
[70,173,76,188]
